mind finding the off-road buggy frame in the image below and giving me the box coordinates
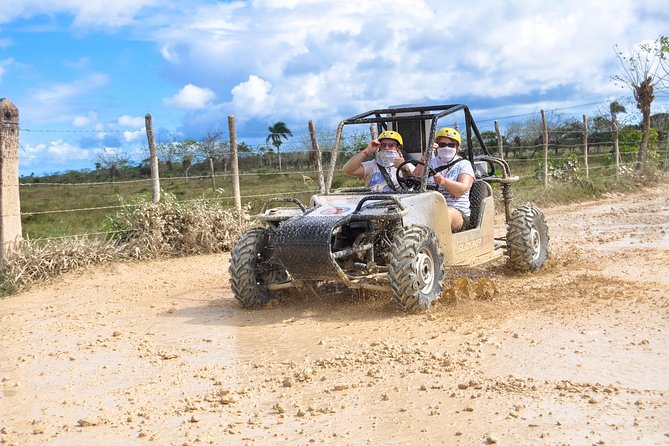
[229,104,549,312]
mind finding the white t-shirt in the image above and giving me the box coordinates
[427,157,475,216]
[361,160,400,193]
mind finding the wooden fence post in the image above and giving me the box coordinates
[145,113,160,203]
[582,114,589,180]
[228,115,242,221]
[494,120,504,159]
[0,98,22,260]
[663,118,669,171]
[540,109,548,188]
[325,122,344,193]
[209,158,216,192]
[610,103,620,179]
[308,120,325,194]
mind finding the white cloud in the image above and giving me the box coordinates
[118,115,145,128]
[0,0,160,28]
[33,73,109,104]
[72,111,99,127]
[160,45,179,63]
[164,83,216,110]
[21,140,90,165]
[146,0,668,125]
[123,130,144,142]
[230,75,273,116]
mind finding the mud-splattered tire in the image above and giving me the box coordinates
[388,225,445,312]
[229,228,272,308]
[506,204,550,272]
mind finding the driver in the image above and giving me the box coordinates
[342,130,411,193]
[413,127,475,231]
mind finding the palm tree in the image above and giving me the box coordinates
[266,121,292,171]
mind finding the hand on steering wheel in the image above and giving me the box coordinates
[395,160,437,192]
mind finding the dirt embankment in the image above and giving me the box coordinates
[1,185,668,445]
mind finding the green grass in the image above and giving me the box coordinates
[19,161,667,240]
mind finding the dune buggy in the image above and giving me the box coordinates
[229,104,550,312]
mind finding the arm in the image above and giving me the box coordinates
[343,140,379,179]
[413,154,428,177]
[413,142,435,177]
[434,172,474,197]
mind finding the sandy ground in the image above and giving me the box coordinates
[1,185,668,446]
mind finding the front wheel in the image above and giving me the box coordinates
[229,227,280,308]
[506,204,550,271]
[388,225,445,312]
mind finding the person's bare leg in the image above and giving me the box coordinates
[448,207,463,231]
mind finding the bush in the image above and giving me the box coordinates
[0,194,252,296]
[106,193,251,259]
[0,237,122,295]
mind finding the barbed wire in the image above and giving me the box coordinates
[20,188,317,216]
[19,169,345,186]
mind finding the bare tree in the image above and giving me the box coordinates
[156,131,180,176]
[174,139,200,180]
[613,36,668,169]
[97,148,129,184]
[200,131,227,191]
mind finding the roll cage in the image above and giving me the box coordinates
[329,104,492,193]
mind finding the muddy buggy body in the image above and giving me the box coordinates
[229,104,550,312]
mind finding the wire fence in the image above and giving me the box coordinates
[14,105,669,241]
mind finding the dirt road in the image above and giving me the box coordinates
[1,185,668,445]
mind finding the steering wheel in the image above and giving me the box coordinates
[395,159,438,192]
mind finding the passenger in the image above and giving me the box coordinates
[342,130,410,193]
[414,127,475,231]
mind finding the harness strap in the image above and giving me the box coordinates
[376,163,398,192]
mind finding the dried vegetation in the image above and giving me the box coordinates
[0,195,251,296]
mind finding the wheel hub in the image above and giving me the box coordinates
[529,227,541,260]
[414,248,435,294]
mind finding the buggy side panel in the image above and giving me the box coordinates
[401,187,499,267]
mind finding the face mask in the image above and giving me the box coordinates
[376,150,398,168]
[436,147,457,163]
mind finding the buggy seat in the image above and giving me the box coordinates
[463,180,492,231]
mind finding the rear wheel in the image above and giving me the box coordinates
[229,228,280,308]
[506,204,550,271]
[388,225,445,312]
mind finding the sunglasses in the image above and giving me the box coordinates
[437,142,457,148]
[379,142,399,148]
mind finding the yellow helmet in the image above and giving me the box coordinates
[378,130,403,146]
[435,127,461,145]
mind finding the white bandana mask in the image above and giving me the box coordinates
[376,151,399,168]
[436,147,457,163]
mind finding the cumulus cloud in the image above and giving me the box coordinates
[230,75,273,116]
[33,73,109,104]
[123,130,144,142]
[118,115,145,128]
[21,140,91,165]
[0,0,159,27]
[164,83,216,110]
[72,111,99,127]
[147,0,668,124]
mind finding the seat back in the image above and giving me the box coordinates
[466,180,492,230]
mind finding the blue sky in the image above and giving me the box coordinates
[1,0,668,175]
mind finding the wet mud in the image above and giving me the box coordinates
[1,185,668,445]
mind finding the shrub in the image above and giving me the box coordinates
[106,193,252,259]
[0,193,252,296]
[0,237,122,295]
